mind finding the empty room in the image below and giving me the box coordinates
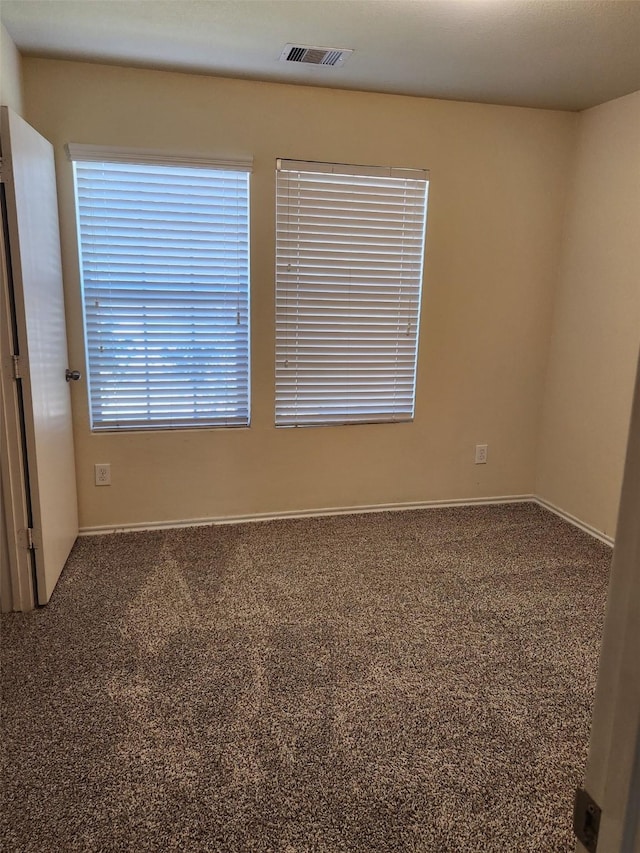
[1,1,639,851]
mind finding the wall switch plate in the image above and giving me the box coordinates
[95,463,111,486]
[475,444,488,464]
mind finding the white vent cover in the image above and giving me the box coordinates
[279,44,353,67]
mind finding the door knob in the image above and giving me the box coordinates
[65,369,81,382]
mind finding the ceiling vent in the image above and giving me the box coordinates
[279,44,353,67]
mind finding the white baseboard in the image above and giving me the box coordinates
[78,494,534,536]
[78,492,614,547]
[533,497,614,547]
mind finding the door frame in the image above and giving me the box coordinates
[0,171,34,612]
[577,349,640,852]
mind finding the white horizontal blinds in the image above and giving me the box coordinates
[73,160,250,430]
[275,160,428,426]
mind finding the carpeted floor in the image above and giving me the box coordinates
[1,503,611,852]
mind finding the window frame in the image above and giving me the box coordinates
[274,158,429,428]
[67,144,252,433]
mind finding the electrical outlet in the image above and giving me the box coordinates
[95,463,111,486]
[475,444,488,464]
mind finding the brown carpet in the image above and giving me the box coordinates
[1,503,610,852]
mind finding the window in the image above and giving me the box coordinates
[275,159,429,427]
[69,145,251,431]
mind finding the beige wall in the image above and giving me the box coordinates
[22,58,577,529]
[537,91,640,539]
[0,24,24,115]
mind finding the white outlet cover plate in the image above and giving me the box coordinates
[95,463,111,485]
[475,445,488,464]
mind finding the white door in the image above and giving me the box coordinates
[575,351,640,853]
[0,106,78,606]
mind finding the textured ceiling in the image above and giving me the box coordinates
[2,0,640,111]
